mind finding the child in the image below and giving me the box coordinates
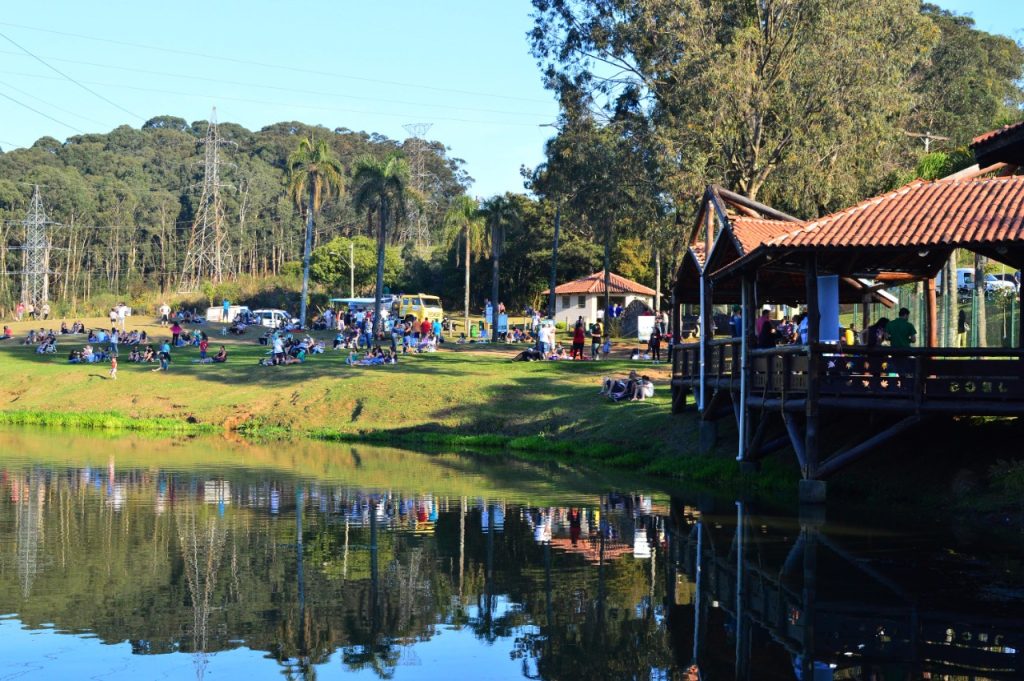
[109,355,118,380]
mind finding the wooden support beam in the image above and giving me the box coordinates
[804,256,821,478]
[925,277,938,348]
[815,415,923,479]
[714,186,802,223]
[782,412,808,473]
[738,274,753,460]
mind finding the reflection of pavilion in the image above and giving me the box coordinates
[666,499,1024,680]
[548,537,633,563]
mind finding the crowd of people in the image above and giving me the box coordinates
[732,305,919,350]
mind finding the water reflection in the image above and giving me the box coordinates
[0,434,1021,680]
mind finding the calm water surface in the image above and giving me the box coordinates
[0,428,1021,680]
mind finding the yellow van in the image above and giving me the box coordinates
[397,294,444,323]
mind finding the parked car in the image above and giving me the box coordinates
[991,272,1021,291]
[937,268,1017,295]
[251,308,299,329]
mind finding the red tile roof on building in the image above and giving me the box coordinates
[544,270,657,296]
[761,176,1024,249]
[728,216,804,254]
[971,121,1024,147]
[690,243,706,267]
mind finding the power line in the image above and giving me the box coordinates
[0,87,83,133]
[0,77,107,127]
[0,69,553,128]
[0,21,553,105]
[0,31,142,121]
[0,48,554,119]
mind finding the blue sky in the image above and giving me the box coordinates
[0,1,1019,197]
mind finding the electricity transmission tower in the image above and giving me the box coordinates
[402,122,433,246]
[20,185,55,307]
[180,108,231,291]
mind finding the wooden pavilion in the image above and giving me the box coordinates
[671,139,1024,501]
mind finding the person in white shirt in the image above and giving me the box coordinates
[159,303,171,326]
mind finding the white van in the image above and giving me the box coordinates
[251,309,297,329]
[205,305,251,323]
[940,268,1018,294]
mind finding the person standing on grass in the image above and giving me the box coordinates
[571,320,586,360]
[590,319,603,359]
[159,302,171,326]
[15,301,24,321]
[109,355,118,380]
[199,336,209,361]
[650,325,663,362]
[41,302,50,320]
[117,303,127,332]
[170,321,182,346]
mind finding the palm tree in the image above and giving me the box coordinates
[479,196,520,342]
[351,153,411,337]
[287,137,344,328]
[442,195,488,335]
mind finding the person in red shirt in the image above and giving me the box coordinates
[420,318,432,339]
[571,322,586,359]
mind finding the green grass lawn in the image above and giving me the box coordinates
[0,315,693,455]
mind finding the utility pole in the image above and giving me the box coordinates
[180,107,231,291]
[548,202,560,318]
[904,130,950,154]
[21,185,53,308]
[402,122,433,247]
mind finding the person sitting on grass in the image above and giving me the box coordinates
[1,325,12,340]
[128,347,141,363]
[142,345,155,363]
[23,329,36,345]
[628,375,655,401]
[598,372,634,393]
[345,349,360,365]
[281,346,306,365]
[213,345,228,363]
[416,333,437,353]
[512,347,544,361]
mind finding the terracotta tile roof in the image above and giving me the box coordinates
[544,271,656,296]
[972,121,1024,147]
[729,216,804,255]
[690,243,706,267]
[763,176,1024,249]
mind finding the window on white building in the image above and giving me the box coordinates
[577,296,586,308]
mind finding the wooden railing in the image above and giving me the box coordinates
[672,338,740,381]
[749,344,1024,406]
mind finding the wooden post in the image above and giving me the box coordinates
[738,274,752,460]
[698,273,709,412]
[926,277,938,348]
[804,255,821,482]
[1019,288,1024,350]
[671,291,682,343]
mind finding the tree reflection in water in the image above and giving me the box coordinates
[2,448,1021,680]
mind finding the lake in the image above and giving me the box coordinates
[0,427,1020,680]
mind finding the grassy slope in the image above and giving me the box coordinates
[0,315,693,450]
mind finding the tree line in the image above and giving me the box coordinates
[2,3,1022,320]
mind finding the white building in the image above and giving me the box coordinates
[544,271,656,326]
